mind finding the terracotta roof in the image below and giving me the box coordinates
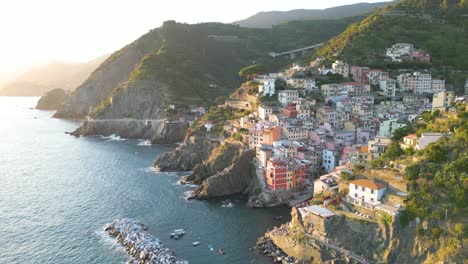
[350,179,386,190]
[404,134,418,140]
[342,82,368,86]
[360,146,369,152]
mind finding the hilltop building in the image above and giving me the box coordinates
[432,91,455,112]
[332,60,349,78]
[258,79,276,97]
[349,179,386,204]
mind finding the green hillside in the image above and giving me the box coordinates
[234,1,390,28]
[108,19,363,106]
[369,107,467,261]
[314,0,468,87]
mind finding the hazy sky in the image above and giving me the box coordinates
[0,0,389,77]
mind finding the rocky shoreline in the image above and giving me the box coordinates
[104,218,187,264]
[255,236,302,264]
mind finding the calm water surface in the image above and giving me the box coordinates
[0,97,290,264]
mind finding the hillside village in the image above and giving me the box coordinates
[170,42,467,220]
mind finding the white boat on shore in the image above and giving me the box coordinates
[192,241,201,246]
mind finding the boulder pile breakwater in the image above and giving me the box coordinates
[104,218,188,264]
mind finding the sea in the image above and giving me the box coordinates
[0,97,290,264]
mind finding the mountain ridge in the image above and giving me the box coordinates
[0,55,108,96]
[234,1,393,28]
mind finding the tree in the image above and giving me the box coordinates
[238,64,266,80]
[392,125,414,141]
[384,141,404,159]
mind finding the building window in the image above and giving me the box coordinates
[371,189,374,194]
[354,193,357,198]
[362,186,365,191]
[355,185,358,190]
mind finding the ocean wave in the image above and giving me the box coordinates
[95,229,125,254]
[100,134,127,141]
[221,200,234,208]
[137,140,152,146]
[182,191,194,201]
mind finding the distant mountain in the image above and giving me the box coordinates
[0,55,108,96]
[234,1,392,28]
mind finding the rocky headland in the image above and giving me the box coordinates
[36,88,69,110]
[104,218,187,264]
[155,131,262,199]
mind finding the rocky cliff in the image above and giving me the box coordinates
[154,130,217,171]
[68,79,187,143]
[36,88,69,110]
[261,207,465,263]
[190,143,258,199]
[154,131,261,199]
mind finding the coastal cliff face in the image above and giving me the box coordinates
[154,133,261,198]
[36,88,69,110]
[191,143,258,199]
[69,80,187,143]
[154,130,216,171]
[53,46,144,119]
[262,207,464,264]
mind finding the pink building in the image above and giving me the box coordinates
[409,50,431,63]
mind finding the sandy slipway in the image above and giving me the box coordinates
[104,218,188,264]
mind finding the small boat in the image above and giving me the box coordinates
[192,241,201,246]
[170,229,185,239]
[219,248,225,255]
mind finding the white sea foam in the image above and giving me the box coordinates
[221,201,235,208]
[137,140,152,146]
[100,134,127,141]
[95,230,125,254]
[182,191,194,201]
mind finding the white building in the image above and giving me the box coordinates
[431,79,446,93]
[282,126,309,141]
[319,68,336,75]
[258,105,273,120]
[341,82,371,97]
[258,78,276,97]
[321,83,343,98]
[204,121,215,132]
[332,60,349,78]
[278,90,299,106]
[380,79,397,97]
[314,173,340,194]
[349,179,386,204]
[367,70,389,85]
[322,149,338,173]
[432,91,455,112]
[305,79,318,92]
[386,43,414,62]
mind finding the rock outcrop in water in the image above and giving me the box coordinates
[104,218,187,264]
[36,88,69,110]
[154,132,261,199]
[154,130,216,171]
[190,143,258,199]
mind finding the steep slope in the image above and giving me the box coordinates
[54,19,361,142]
[314,0,468,72]
[36,89,69,110]
[234,1,391,28]
[0,56,108,96]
